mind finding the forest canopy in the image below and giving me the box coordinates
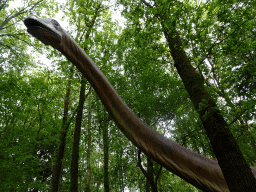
[0,0,255,191]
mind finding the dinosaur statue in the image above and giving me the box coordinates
[24,15,256,192]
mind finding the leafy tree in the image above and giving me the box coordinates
[0,69,65,191]
[2,0,256,191]
[0,0,58,74]
[117,0,256,190]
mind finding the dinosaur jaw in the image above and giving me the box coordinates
[24,16,61,47]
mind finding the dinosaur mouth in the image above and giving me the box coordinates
[24,17,61,46]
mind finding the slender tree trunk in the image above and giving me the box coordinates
[146,178,150,192]
[51,67,74,192]
[150,1,256,191]
[147,156,157,192]
[70,76,86,192]
[140,119,160,192]
[85,86,93,192]
[103,120,110,192]
[138,151,158,192]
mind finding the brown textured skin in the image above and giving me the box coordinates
[24,15,256,192]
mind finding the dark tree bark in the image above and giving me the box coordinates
[51,67,74,192]
[147,156,157,192]
[85,86,93,192]
[138,150,161,192]
[69,3,101,191]
[70,76,87,192]
[146,0,256,191]
[103,120,110,192]
[146,177,150,192]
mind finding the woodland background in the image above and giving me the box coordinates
[0,0,255,191]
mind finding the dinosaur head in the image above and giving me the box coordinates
[24,15,62,47]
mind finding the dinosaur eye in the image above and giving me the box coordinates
[52,19,60,27]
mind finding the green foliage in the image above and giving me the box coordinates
[0,0,59,74]
[0,69,65,190]
[117,0,256,189]
[2,0,256,191]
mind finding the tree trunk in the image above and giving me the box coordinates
[51,67,74,192]
[103,120,110,192]
[147,156,157,192]
[70,76,86,192]
[151,1,256,191]
[85,86,92,192]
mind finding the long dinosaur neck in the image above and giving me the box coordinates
[54,31,228,191]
